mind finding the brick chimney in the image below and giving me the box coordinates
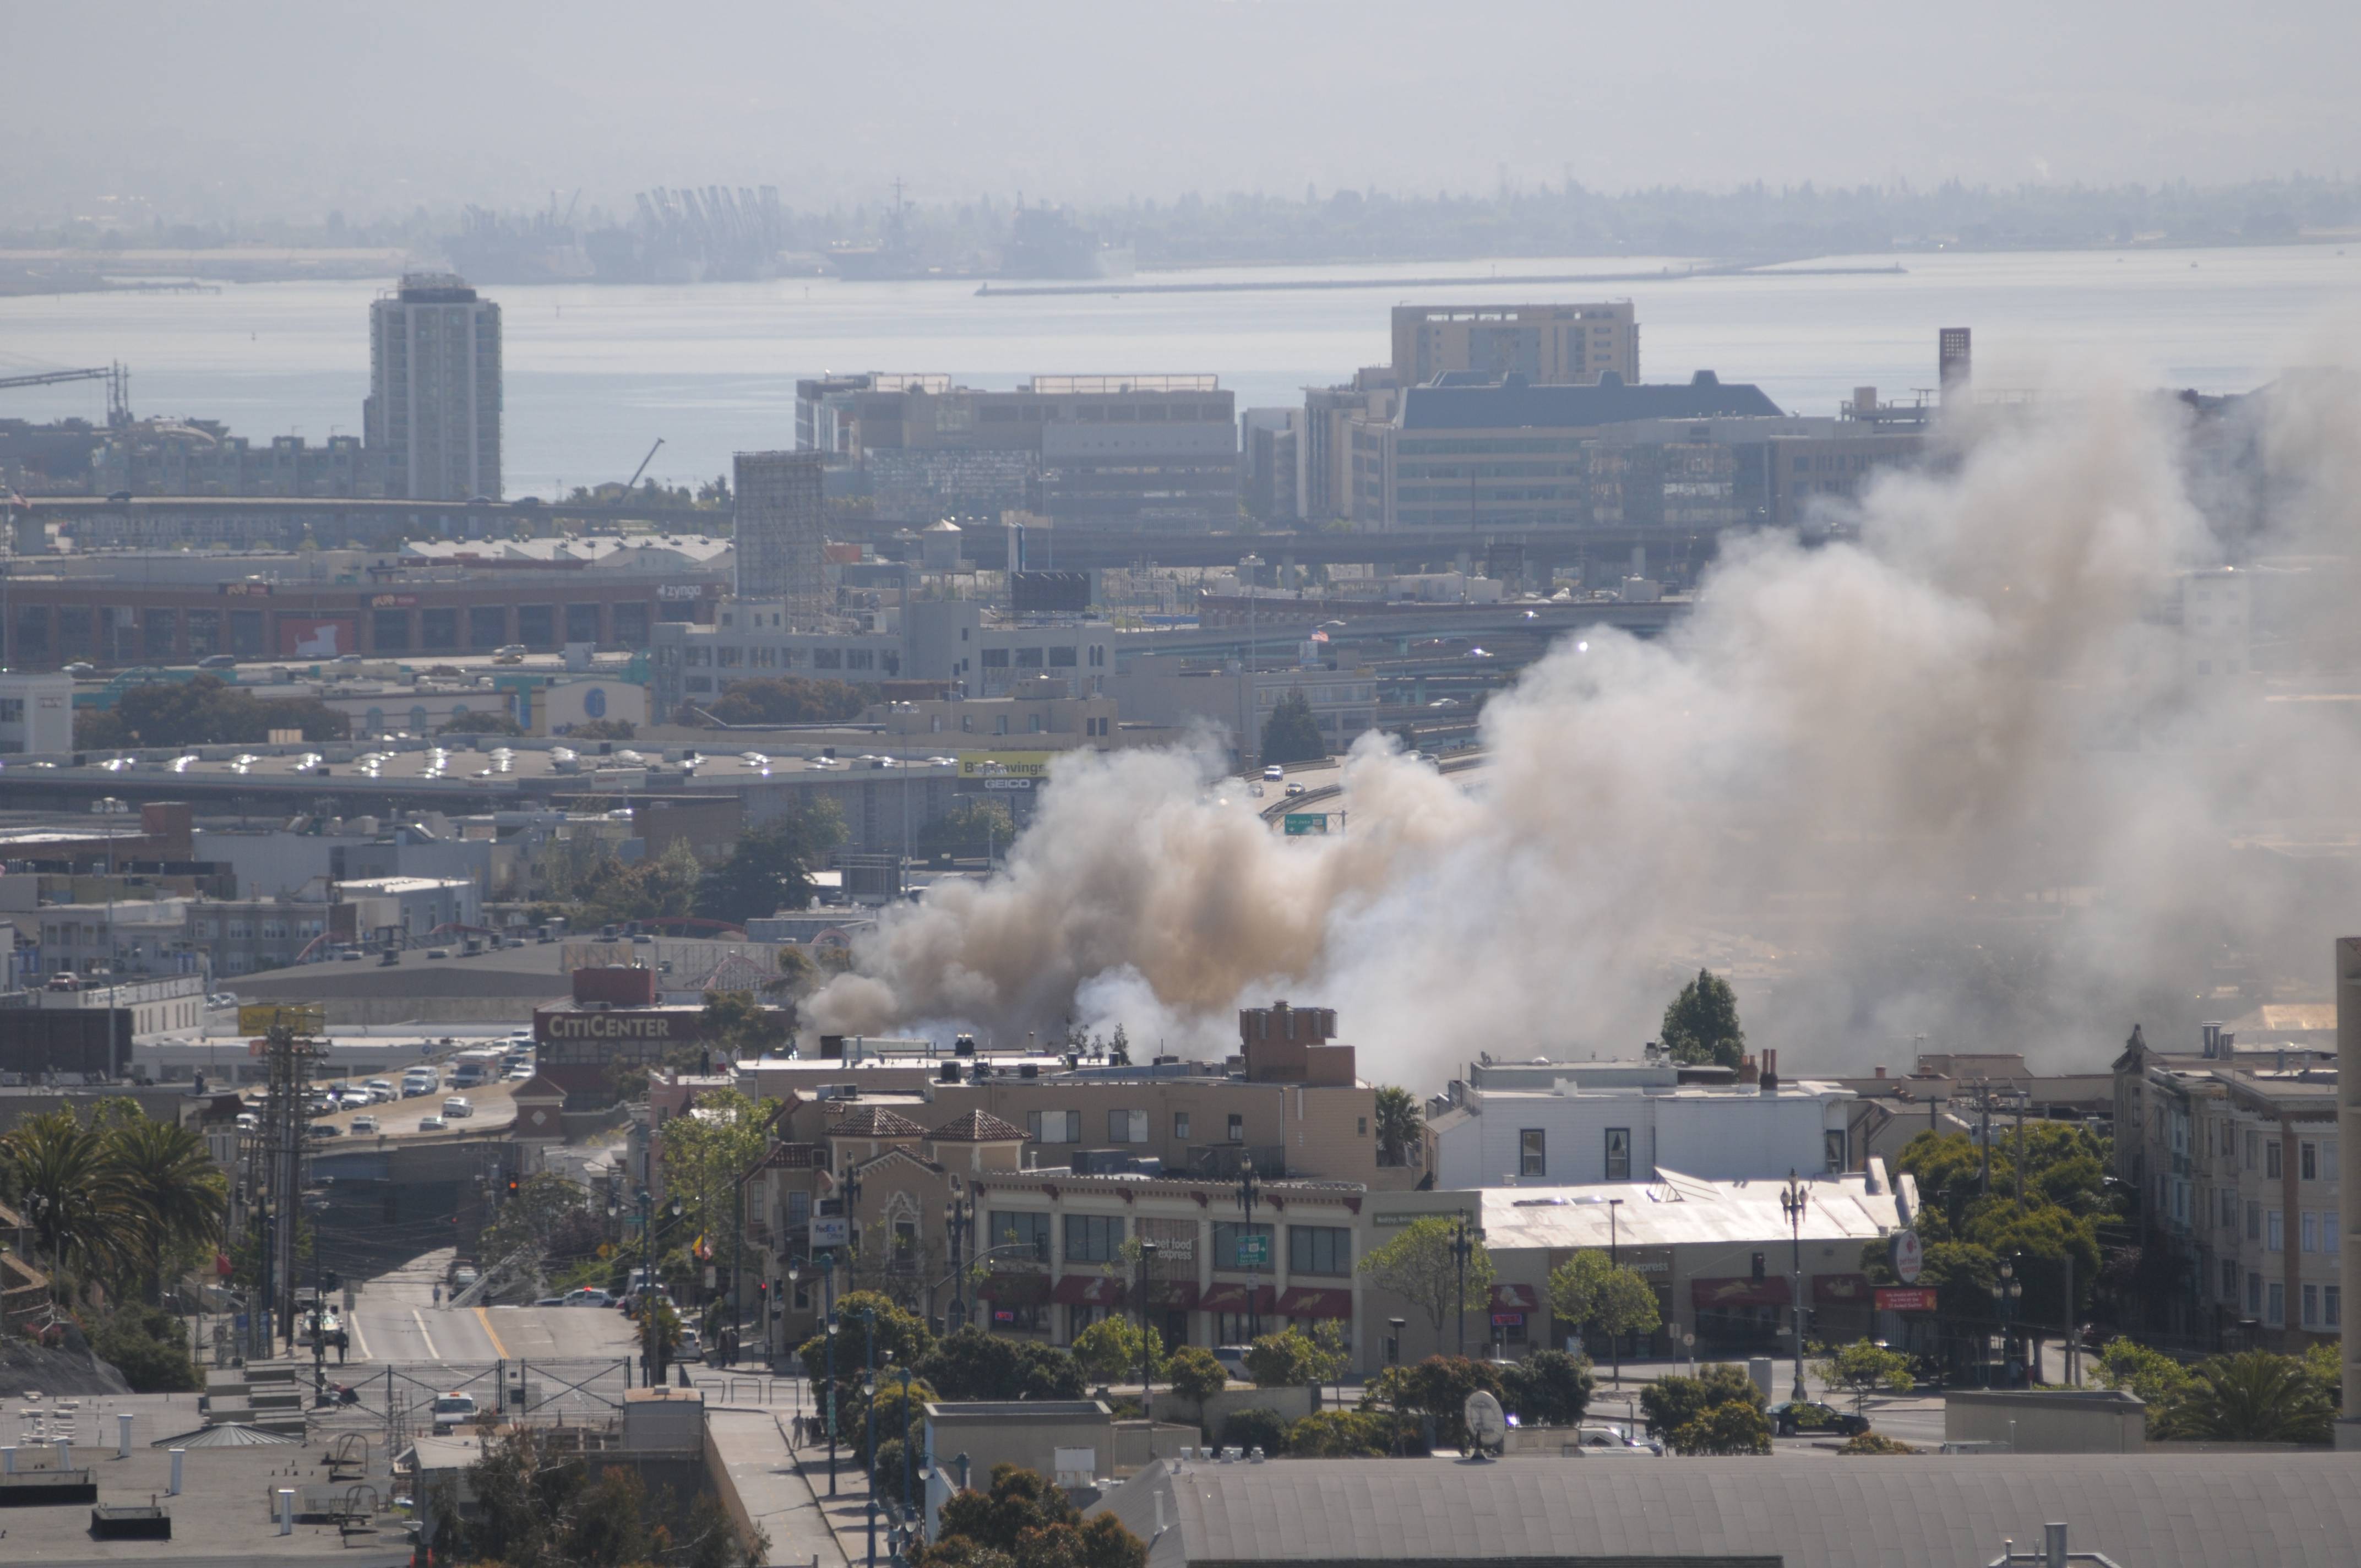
[1759,1048,1778,1095]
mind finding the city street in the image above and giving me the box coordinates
[336,1248,639,1369]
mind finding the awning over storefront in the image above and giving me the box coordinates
[1691,1275,1793,1309]
[1274,1287,1353,1319]
[976,1272,1049,1305]
[1489,1283,1542,1313]
[1050,1275,1128,1308]
[1198,1282,1277,1314]
[1812,1273,1872,1306]
[1142,1278,1200,1311]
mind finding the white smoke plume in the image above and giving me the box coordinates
[809,363,2361,1086]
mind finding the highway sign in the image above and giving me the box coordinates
[1236,1234,1270,1266]
[1282,813,1329,836]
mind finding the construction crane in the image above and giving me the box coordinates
[0,362,130,427]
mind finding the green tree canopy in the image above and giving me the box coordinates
[917,1328,1085,1402]
[1259,690,1326,766]
[916,1464,1145,1568]
[693,803,847,923]
[1814,1340,1916,1413]
[2092,1336,2195,1407]
[919,797,1015,859]
[2153,1350,2333,1445]
[1373,1085,1424,1169]
[1547,1250,1663,1346]
[697,990,793,1060]
[1660,968,1744,1068]
[1640,1362,1765,1439]
[796,1290,937,1390]
[75,673,350,749]
[1071,1317,1165,1385]
[1242,1327,1336,1389]
[1499,1348,1595,1426]
[439,710,525,736]
[1357,1216,1493,1344]
[697,676,873,726]
[1166,1344,1228,1404]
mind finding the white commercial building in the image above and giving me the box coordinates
[1428,1057,1856,1190]
[0,672,73,755]
[365,272,502,502]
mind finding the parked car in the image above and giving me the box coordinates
[431,1392,479,1434]
[1769,1401,1871,1439]
[451,1265,481,1291]
[1573,1424,1663,1455]
[676,1326,703,1362]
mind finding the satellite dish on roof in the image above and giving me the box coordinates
[1462,1391,1507,1460]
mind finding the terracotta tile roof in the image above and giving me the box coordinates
[927,1108,1028,1142]
[829,1105,928,1139]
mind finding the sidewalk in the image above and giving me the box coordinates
[706,1405,850,1568]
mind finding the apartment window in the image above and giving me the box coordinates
[2248,1272,2263,1313]
[2223,1259,2239,1299]
[1518,1129,1547,1179]
[2267,1209,2284,1253]
[1063,1214,1124,1264]
[2330,1286,2343,1329]
[1108,1109,1148,1145]
[2267,1141,2283,1179]
[1824,1129,1847,1174]
[1048,646,1078,667]
[1211,1221,1276,1270]
[982,649,1010,668]
[2331,1210,2342,1256]
[2267,1282,2286,1326]
[894,1219,917,1258]
[2329,1138,2341,1175]
[786,1191,810,1226]
[2304,1283,2321,1327]
[2223,1123,2238,1158]
[2303,1142,2319,1180]
[1604,1127,1633,1182]
[1067,1303,1111,1339]
[1288,1225,1352,1276]
[1358,1117,1369,1137]
[1015,646,1045,668]
[1026,1109,1082,1145]
[991,1211,1051,1263]
[2246,1131,2260,1170]
[1173,1112,1191,1140]
[2303,1211,2319,1253]
[1227,1113,1244,1143]
[2221,1189,2238,1229]
[2248,1201,2262,1241]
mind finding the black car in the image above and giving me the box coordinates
[1769,1400,1870,1438]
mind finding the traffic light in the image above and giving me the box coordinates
[507,1177,519,1197]
[1750,1251,1766,1282]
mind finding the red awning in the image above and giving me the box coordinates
[976,1272,1049,1305]
[1198,1282,1277,1314]
[1275,1287,1352,1319]
[1050,1275,1128,1308]
[1488,1283,1542,1313]
[1691,1276,1793,1309]
[1143,1279,1200,1312]
[1812,1273,1872,1306]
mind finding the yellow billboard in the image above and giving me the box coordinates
[956,752,1060,780]
[240,1004,326,1036]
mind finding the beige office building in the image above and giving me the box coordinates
[1391,303,1639,388]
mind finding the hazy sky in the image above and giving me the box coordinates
[11,0,2358,224]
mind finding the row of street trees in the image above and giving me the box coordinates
[1354,1216,1661,1362]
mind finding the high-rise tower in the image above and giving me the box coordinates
[365,273,502,501]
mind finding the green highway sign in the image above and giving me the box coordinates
[1236,1234,1270,1266]
[1282,813,1329,836]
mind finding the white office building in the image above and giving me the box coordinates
[365,273,502,502]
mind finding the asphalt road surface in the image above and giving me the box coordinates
[337,1249,637,1369]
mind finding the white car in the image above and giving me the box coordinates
[351,1115,378,1134]
[562,1287,614,1308]
[1262,765,1286,781]
[442,1096,473,1118]
[431,1393,478,1434]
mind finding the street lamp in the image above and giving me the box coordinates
[944,1194,974,1333]
[820,1253,841,1495]
[785,1260,802,1369]
[1388,1317,1406,1366]
[1989,1255,2024,1386]
[1237,1156,1263,1342]
[1449,1218,1475,1359]
[1777,1171,1810,1402]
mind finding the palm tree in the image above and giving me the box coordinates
[0,1109,130,1284]
[1374,1086,1424,1169]
[2158,1351,2333,1445]
[102,1116,228,1303]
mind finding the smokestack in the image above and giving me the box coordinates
[1760,1047,1778,1095]
[1737,1053,1759,1086]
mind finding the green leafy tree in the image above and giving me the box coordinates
[439,710,525,736]
[920,797,1016,859]
[1357,1216,1493,1349]
[1373,1086,1424,1169]
[1671,1398,1773,1456]
[1217,1406,1292,1455]
[442,1427,762,1568]
[917,1328,1086,1402]
[915,1464,1145,1568]
[1814,1340,1916,1414]
[1070,1317,1164,1386]
[93,1304,200,1392]
[0,1107,134,1282]
[1641,1363,1765,1439]
[2093,1337,2195,1406]
[1660,968,1744,1068]
[99,1113,227,1303]
[570,718,638,741]
[1498,1348,1595,1426]
[697,990,792,1060]
[1386,1354,1506,1450]
[698,676,874,726]
[1166,1344,1228,1406]
[796,1290,937,1392]
[693,803,847,922]
[1242,1327,1328,1388]
[479,1170,596,1274]
[74,673,350,749]
[1837,1430,1917,1455]
[657,1087,778,1306]
[1547,1250,1663,1374]
[1259,690,1326,765]
[2153,1350,2333,1445]
[1285,1409,1396,1457]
